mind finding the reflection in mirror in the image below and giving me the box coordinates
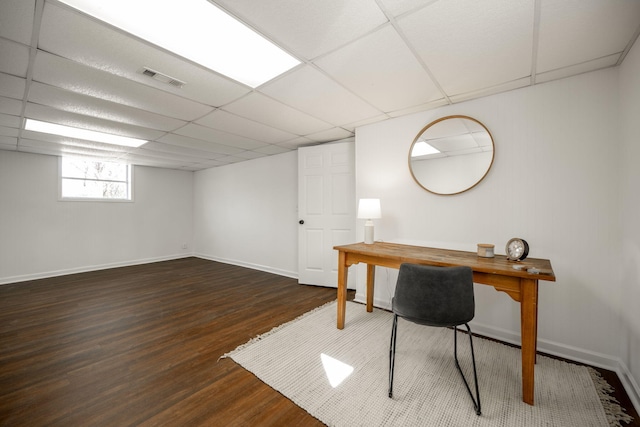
[409,115,494,195]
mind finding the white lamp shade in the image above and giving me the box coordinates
[357,199,381,219]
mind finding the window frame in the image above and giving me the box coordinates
[58,157,134,202]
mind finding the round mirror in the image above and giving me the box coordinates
[408,115,494,195]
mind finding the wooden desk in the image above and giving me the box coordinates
[334,241,555,406]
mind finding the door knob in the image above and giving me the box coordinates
[299,220,304,224]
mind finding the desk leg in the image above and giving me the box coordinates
[535,284,539,364]
[337,250,348,330]
[366,264,375,312]
[520,278,539,405]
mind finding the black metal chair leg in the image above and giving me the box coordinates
[388,314,398,398]
[467,325,481,415]
[389,265,481,412]
[454,324,482,415]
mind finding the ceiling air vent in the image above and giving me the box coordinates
[138,67,186,88]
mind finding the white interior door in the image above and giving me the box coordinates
[298,142,355,288]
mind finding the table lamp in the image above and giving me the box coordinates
[357,198,381,244]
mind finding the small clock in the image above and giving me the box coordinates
[506,238,529,261]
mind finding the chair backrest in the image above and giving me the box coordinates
[392,263,474,327]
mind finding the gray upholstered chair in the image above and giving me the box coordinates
[388,263,481,416]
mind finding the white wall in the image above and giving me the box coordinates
[619,38,640,408]
[193,150,299,277]
[356,68,627,372]
[0,151,194,283]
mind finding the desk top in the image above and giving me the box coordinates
[334,241,555,282]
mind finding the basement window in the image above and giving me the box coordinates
[60,157,132,201]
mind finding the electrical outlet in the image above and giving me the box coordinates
[181,243,188,249]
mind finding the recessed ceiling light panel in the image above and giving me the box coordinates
[58,0,301,88]
[411,141,440,157]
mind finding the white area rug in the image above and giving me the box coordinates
[225,301,627,427]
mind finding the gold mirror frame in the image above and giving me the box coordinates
[408,115,495,195]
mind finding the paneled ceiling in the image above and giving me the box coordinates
[1,0,639,171]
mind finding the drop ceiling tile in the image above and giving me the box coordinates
[253,144,292,155]
[234,150,268,160]
[535,54,620,84]
[0,113,20,128]
[261,65,383,126]
[387,99,449,118]
[430,136,478,154]
[449,77,531,103]
[116,152,187,169]
[0,73,26,100]
[137,161,192,170]
[16,142,65,157]
[222,93,333,135]
[0,40,30,77]
[277,137,316,149]
[0,0,35,45]
[377,0,437,17]
[39,3,251,107]
[342,114,390,132]
[0,96,23,115]
[28,82,186,132]
[141,141,222,160]
[0,126,18,137]
[316,25,442,112]
[133,147,209,164]
[475,133,493,149]
[24,103,165,141]
[0,135,18,149]
[18,137,127,159]
[32,51,214,121]
[181,162,216,170]
[304,127,354,142]
[195,110,297,143]
[537,0,640,73]
[209,155,246,165]
[214,0,388,60]
[158,133,245,156]
[399,0,534,97]
[191,159,228,169]
[176,123,270,151]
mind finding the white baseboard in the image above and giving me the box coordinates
[0,254,298,286]
[355,291,393,310]
[619,364,640,414]
[354,292,640,414]
[193,253,298,279]
[0,253,193,285]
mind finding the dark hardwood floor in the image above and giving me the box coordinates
[0,258,346,426]
[0,257,636,426]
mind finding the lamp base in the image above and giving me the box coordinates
[364,220,374,244]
